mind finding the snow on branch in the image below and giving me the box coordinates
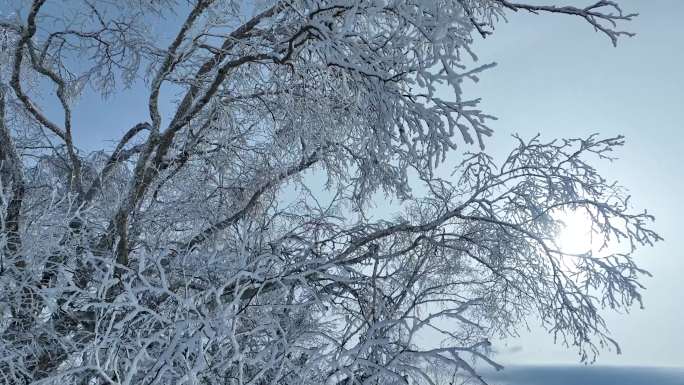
[0,1,655,384]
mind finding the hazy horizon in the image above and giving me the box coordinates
[481,365,684,385]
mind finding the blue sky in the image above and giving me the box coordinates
[457,0,684,367]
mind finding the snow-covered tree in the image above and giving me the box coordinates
[0,1,659,384]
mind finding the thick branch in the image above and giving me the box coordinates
[82,122,150,204]
[0,87,25,262]
[10,0,67,141]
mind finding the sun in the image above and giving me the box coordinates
[554,209,596,256]
[551,209,602,273]
[552,208,630,275]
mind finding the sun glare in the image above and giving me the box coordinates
[555,210,596,256]
[553,209,629,274]
[552,209,601,273]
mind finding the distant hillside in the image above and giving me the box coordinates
[481,366,684,385]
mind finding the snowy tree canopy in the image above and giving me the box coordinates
[0,1,659,384]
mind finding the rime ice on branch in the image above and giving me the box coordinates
[0,1,656,384]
